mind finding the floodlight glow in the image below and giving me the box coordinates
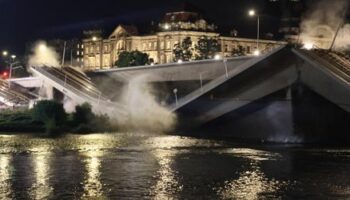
[214,54,221,60]
[164,24,170,30]
[248,10,256,16]
[303,42,314,50]
[253,50,261,56]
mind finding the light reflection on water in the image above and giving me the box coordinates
[81,150,105,199]
[0,133,350,199]
[0,154,13,200]
[30,150,53,200]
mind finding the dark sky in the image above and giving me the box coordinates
[0,0,295,55]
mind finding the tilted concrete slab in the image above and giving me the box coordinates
[292,49,350,112]
[30,67,129,121]
[92,56,253,82]
[174,46,350,133]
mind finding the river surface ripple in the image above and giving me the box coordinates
[0,133,350,199]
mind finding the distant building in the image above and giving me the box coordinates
[46,39,84,67]
[268,0,305,41]
[82,8,285,70]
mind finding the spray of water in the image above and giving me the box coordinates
[120,74,177,133]
[300,0,350,50]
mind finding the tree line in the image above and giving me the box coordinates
[115,36,247,67]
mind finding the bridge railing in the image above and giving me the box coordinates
[0,79,30,106]
[296,49,350,83]
[169,45,286,111]
[31,66,127,112]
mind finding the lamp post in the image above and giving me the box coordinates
[248,9,260,54]
[1,52,19,88]
[173,88,178,107]
[92,36,103,69]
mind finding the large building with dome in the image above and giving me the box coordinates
[82,8,285,70]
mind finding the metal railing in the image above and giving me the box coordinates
[32,67,127,112]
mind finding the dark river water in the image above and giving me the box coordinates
[0,133,350,199]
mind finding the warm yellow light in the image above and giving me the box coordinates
[92,36,98,41]
[38,43,47,52]
[2,51,8,56]
[164,24,170,30]
[249,10,256,16]
[253,50,261,56]
[214,54,221,60]
[303,42,314,50]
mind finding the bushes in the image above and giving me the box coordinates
[0,100,116,135]
[32,100,67,135]
[71,103,113,133]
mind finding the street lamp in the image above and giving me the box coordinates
[214,54,221,60]
[92,36,98,41]
[248,9,260,54]
[173,88,178,107]
[2,51,8,57]
[164,24,170,30]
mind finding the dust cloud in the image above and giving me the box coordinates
[120,75,177,133]
[300,0,349,50]
[28,41,60,67]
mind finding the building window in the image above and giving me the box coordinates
[81,44,84,48]
[166,41,171,49]
[160,42,164,49]
[77,51,80,56]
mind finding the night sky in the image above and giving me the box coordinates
[0,0,303,56]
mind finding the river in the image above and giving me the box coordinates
[0,133,350,199]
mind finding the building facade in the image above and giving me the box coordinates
[83,10,285,71]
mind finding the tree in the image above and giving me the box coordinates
[72,103,94,125]
[32,100,67,135]
[173,37,193,62]
[115,50,150,67]
[195,36,221,60]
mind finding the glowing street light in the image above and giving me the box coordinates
[38,43,47,52]
[248,10,256,17]
[2,51,8,57]
[253,50,261,56]
[248,9,260,54]
[164,24,170,30]
[92,36,98,41]
[177,59,183,64]
[214,54,221,60]
[11,55,16,59]
[303,43,314,50]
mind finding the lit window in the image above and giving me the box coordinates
[77,51,80,56]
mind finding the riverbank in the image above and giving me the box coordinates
[0,101,118,135]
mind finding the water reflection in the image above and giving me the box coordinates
[30,146,53,200]
[81,149,106,198]
[216,148,286,200]
[0,154,13,200]
[148,136,185,199]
